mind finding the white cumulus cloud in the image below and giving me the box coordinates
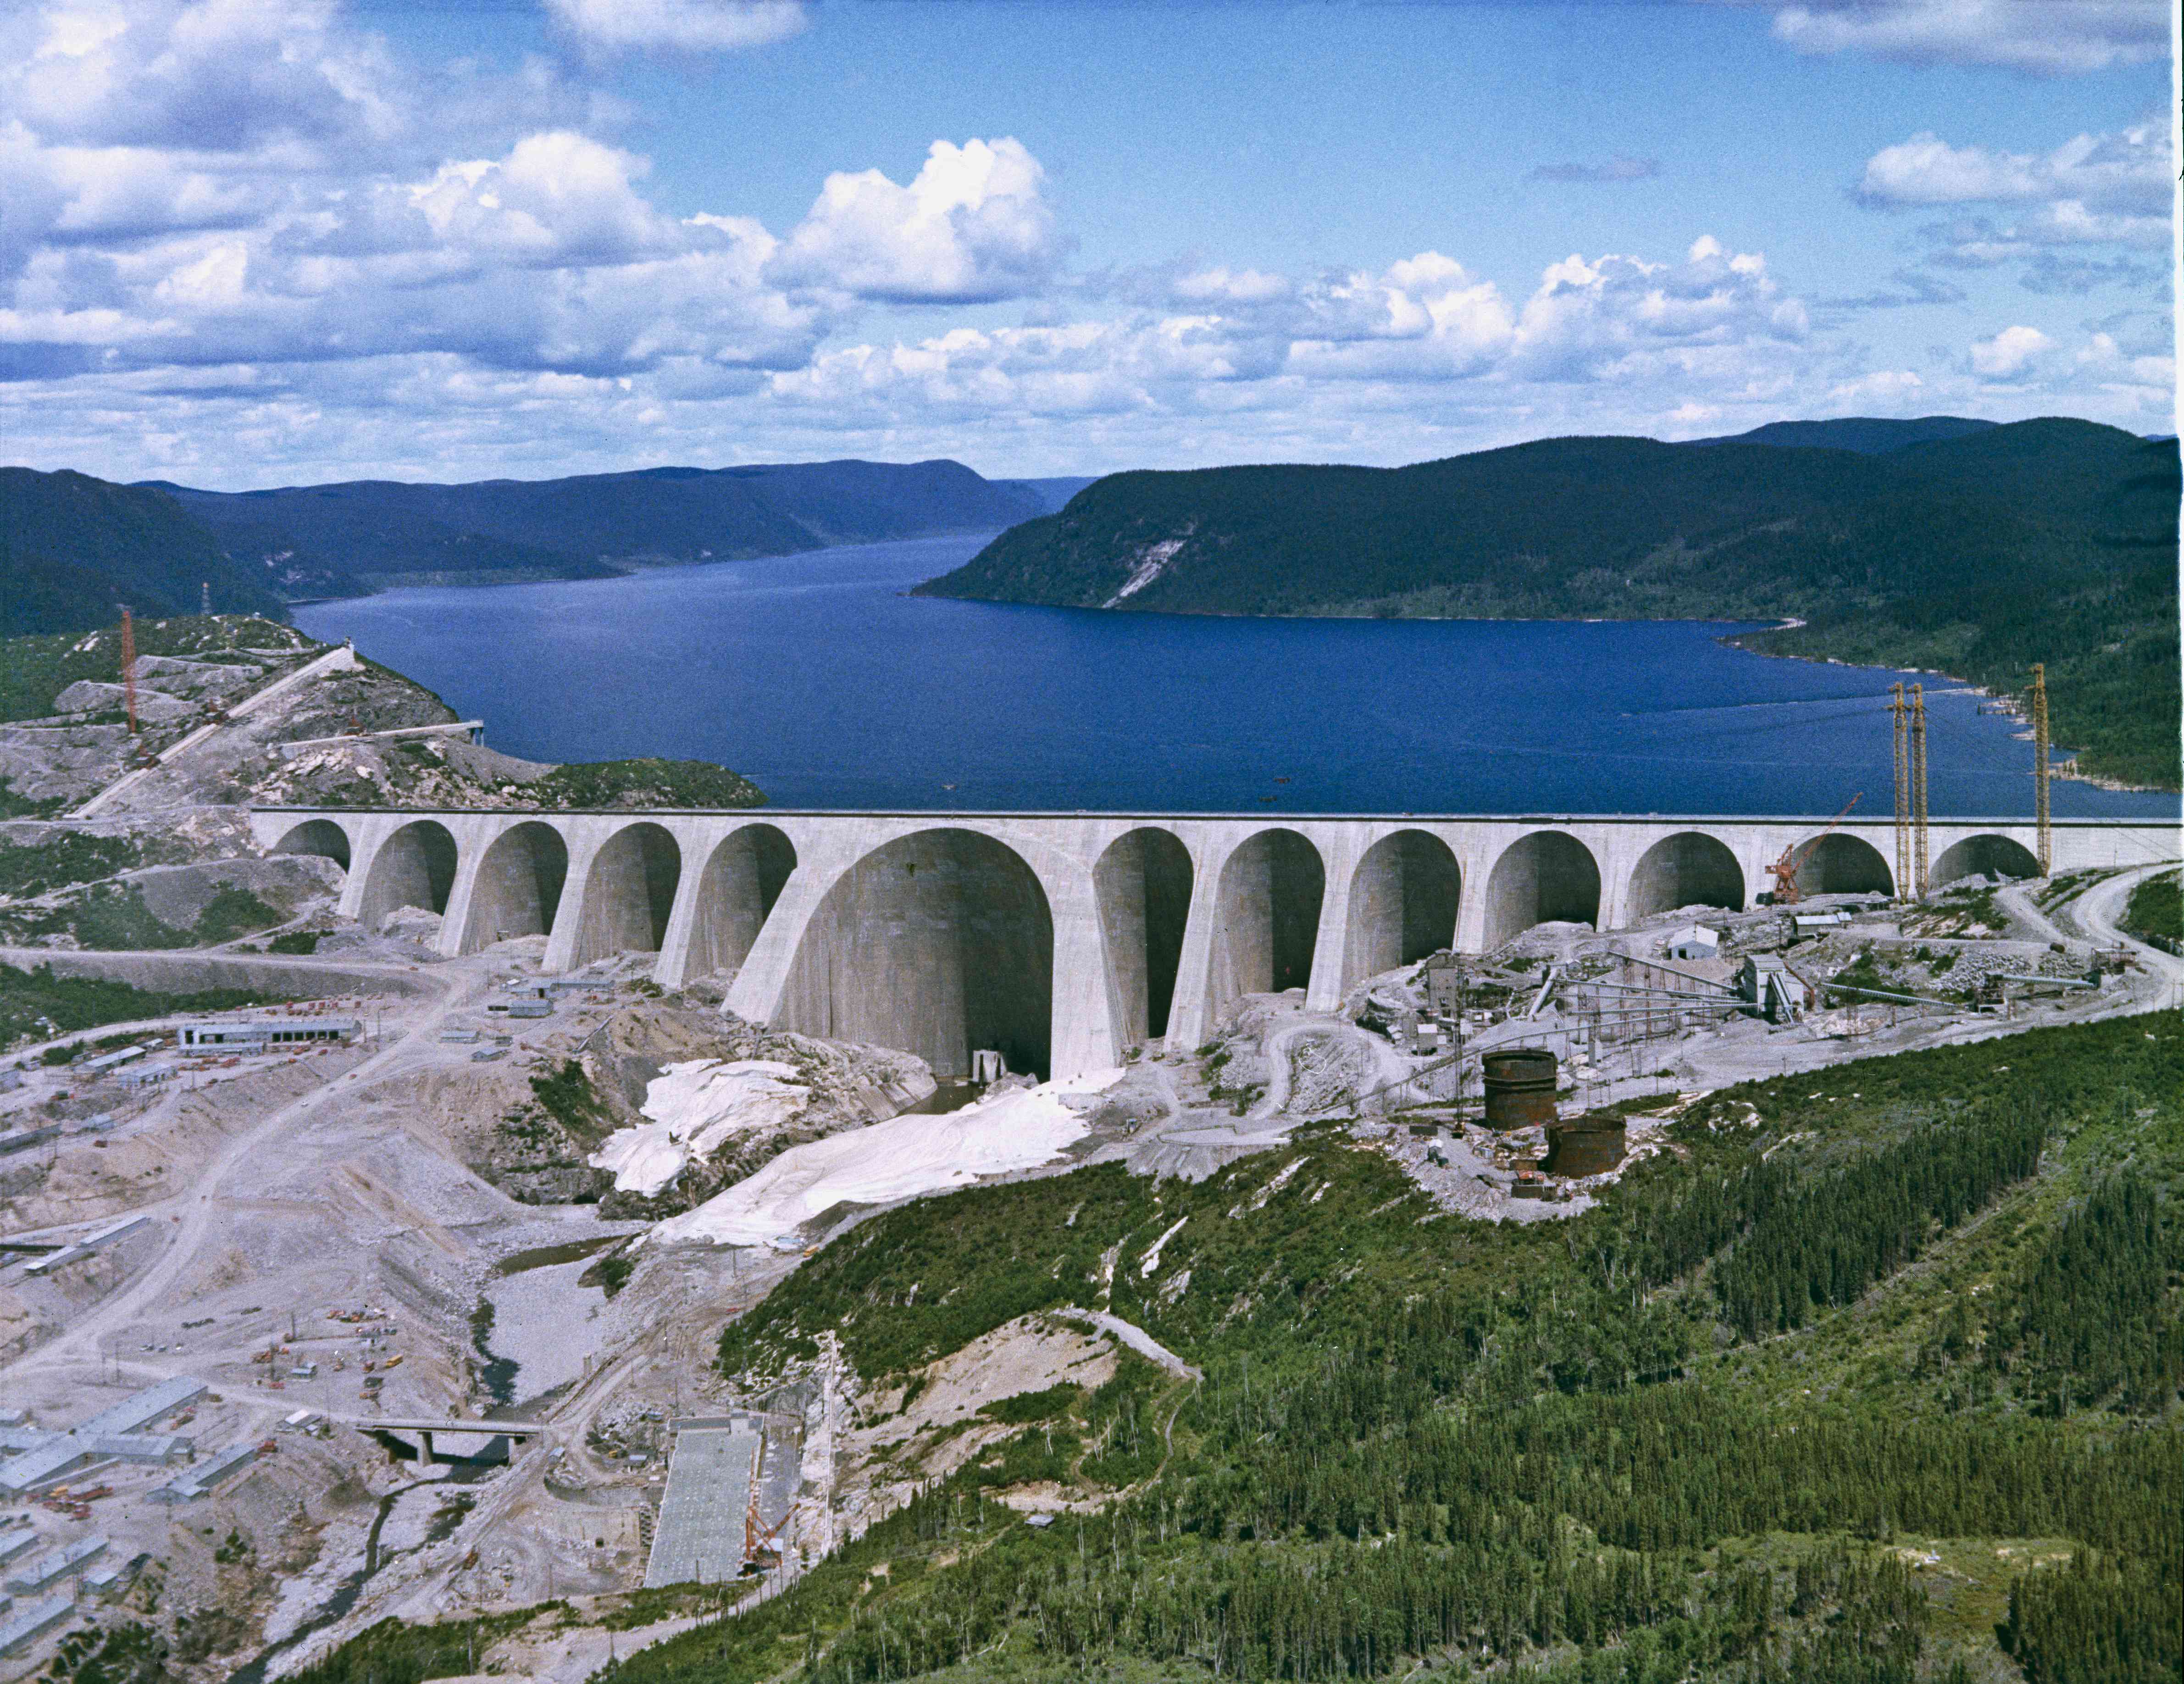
[1968,324,2053,378]
[767,138,1062,304]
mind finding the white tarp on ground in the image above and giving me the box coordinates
[590,1060,810,1198]
[648,1069,1121,1248]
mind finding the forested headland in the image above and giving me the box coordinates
[916,418,2181,789]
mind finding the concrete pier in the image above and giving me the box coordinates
[255,806,2179,1081]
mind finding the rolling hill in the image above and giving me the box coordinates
[0,468,290,635]
[149,457,1050,589]
[917,418,2181,788]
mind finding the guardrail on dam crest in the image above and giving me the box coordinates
[250,808,2179,1081]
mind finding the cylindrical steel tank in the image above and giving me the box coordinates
[1481,1048,1558,1131]
[1546,1113,1627,1178]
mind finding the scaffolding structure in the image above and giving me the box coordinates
[1910,683,1929,898]
[2030,663,2052,876]
[118,606,139,739]
[1890,683,1910,898]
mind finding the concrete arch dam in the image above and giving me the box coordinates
[255,808,2178,1082]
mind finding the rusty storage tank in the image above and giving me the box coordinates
[1481,1048,1558,1131]
[1546,1113,1627,1178]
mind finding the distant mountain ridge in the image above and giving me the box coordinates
[1682,415,1999,453]
[142,457,1053,593]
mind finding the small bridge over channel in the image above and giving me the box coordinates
[252,808,2178,1081]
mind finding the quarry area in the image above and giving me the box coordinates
[0,618,2177,1682]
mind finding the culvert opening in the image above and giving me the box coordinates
[360,820,458,931]
[688,824,797,978]
[1628,831,1745,919]
[1930,834,2039,887]
[573,823,682,964]
[1345,829,1459,989]
[777,829,1053,1079]
[462,821,569,951]
[1095,828,1194,1045]
[1795,833,1893,898]
[1484,830,1601,950]
[273,819,351,872]
[1210,828,1325,1021]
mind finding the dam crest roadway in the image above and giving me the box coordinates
[253,807,2180,1082]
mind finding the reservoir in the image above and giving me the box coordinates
[296,534,2178,819]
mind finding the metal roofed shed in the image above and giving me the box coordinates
[0,1443,103,1496]
[0,1594,73,1657]
[0,1532,41,1568]
[6,1535,106,1593]
[78,1377,206,1438]
[151,1440,260,1505]
[644,1428,759,1587]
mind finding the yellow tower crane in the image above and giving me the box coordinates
[2030,663,2051,876]
[1890,683,1910,899]
[1910,684,1929,899]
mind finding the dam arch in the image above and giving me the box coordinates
[1931,834,2040,887]
[776,829,1054,1080]
[1484,830,1601,950]
[272,818,352,872]
[1796,833,1893,898]
[1628,831,1745,919]
[1208,828,1325,1025]
[571,822,682,966]
[1345,829,1460,989]
[687,824,798,980]
[1094,828,1194,1047]
[359,819,457,932]
[461,821,569,952]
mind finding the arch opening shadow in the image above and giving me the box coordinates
[1931,834,2039,887]
[572,823,682,965]
[1345,830,1459,989]
[689,824,798,980]
[776,830,1053,1080]
[1628,831,1745,920]
[1210,829,1325,1024]
[273,819,351,872]
[462,822,569,953]
[359,820,457,932]
[1484,831,1601,950]
[1095,829,1194,1047]
[1795,834,1893,898]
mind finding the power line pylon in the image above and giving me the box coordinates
[1890,682,1910,899]
[1910,683,1929,899]
[2030,663,2051,876]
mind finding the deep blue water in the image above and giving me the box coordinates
[296,534,2178,819]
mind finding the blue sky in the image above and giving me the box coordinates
[1,0,2171,485]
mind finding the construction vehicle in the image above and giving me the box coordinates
[1764,793,1862,906]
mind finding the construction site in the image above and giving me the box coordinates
[0,618,2175,1681]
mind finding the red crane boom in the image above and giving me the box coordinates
[1767,792,1862,906]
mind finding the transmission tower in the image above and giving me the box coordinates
[1910,683,1929,899]
[2030,663,2051,876]
[118,606,140,739]
[1890,683,1909,899]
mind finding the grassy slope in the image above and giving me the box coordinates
[309,1015,2182,1684]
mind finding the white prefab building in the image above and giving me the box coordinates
[179,1019,357,1050]
[1664,924,1720,961]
